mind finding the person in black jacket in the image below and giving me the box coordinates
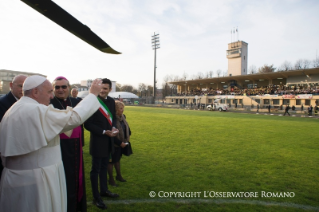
[0,75,27,121]
[284,105,290,116]
[308,105,313,116]
[84,78,125,210]
[0,74,27,180]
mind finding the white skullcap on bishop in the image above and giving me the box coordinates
[23,75,47,91]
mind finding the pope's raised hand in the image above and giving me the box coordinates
[89,79,102,96]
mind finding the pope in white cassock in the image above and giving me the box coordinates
[0,75,103,212]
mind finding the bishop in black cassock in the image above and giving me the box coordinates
[50,76,87,212]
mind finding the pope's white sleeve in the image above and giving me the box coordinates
[61,93,100,133]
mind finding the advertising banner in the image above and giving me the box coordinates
[296,94,312,99]
[282,95,295,99]
[214,95,235,99]
[259,94,278,97]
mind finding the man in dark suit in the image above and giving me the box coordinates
[71,88,82,100]
[85,78,124,210]
[50,76,87,212]
[0,74,27,179]
[0,75,27,121]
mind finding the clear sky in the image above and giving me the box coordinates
[1,0,318,88]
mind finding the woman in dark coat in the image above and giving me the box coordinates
[108,101,131,186]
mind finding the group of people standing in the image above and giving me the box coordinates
[284,104,317,116]
[0,75,132,211]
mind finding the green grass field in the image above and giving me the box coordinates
[83,106,319,211]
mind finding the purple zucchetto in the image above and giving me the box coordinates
[54,76,68,81]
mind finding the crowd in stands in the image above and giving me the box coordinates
[176,84,319,96]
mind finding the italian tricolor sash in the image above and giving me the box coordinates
[98,97,112,125]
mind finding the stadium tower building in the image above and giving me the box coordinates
[226,41,248,77]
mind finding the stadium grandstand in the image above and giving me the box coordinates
[165,68,319,110]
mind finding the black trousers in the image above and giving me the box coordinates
[0,158,3,180]
[90,156,109,199]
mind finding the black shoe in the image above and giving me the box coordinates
[109,178,118,187]
[116,176,127,182]
[100,190,120,198]
[109,181,118,187]
[93,198,107,210]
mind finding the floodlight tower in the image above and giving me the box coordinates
[151,32,160,104]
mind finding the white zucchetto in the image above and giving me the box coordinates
[23,75,47,91]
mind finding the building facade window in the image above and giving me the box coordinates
[283,99,290,105]
[273,99,279,105]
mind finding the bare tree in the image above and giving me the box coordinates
[302,59,311,69]
[313,56,319,68]
[147,85,153,96]
[121,84,133,92]
[162,75,178,96]
[163,75,170,84]
[162,75,171,98]
[172,75,180,81]
[248,65,257,74]
[161,82,170,98]
[196,72,204,79]
[182,71,188,80]
[294,59,311,70]
[132,88,138,95]
[294,59,303,70]
[116,83,121,92]
[138,83,147,97]
[171,75,179,95]
[205,71,210,78]
[216,69,222,77]
[190,74,197,80]
[223,70,228,77]
[258,64,276,73]
[209,70,214,78]
[278,61,293,71]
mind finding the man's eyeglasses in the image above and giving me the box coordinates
[13,83,23,88]
[55,85,68,89]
